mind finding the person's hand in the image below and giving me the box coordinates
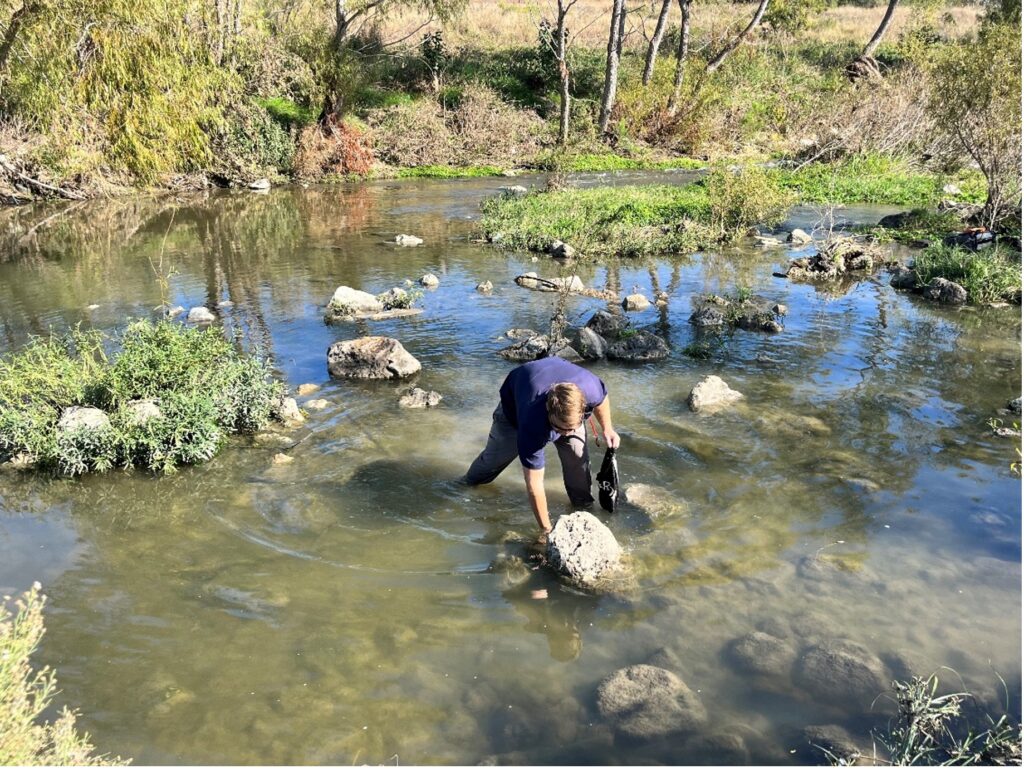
[603,428,621,449]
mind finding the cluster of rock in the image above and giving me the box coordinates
[498,310,669,364]
[779,237,884,282]
[888,265,969,305]
[689,294,786,334]
[752,228,813,248]
[324,284,426,323]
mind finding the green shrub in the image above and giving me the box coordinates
[211,100,295,178]
[705,165,796,237]
[0,320,284,475]
[0,584,128,765]
[913,243,1022,304]
[764,0,827,33]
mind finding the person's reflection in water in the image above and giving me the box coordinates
[502,568,601,662]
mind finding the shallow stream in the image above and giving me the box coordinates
[0,174,1020,764]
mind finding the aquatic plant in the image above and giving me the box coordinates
[0,320,285,475]
[0,583,128,765]
[912,243,1022,304]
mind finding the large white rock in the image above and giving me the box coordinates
[394,234,423,246]
[277,397,304,424]
[623,293,651,311]
[330,286,384,314]
[419,273,440,288]
[687,375,744,413]
[327,336,421,379]
[58,406,110,432]
[547,511,622,587]
[187,306,216,323]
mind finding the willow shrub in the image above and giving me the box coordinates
[1,0,237,183]
[0,584,128,765]
[0,320,284,475]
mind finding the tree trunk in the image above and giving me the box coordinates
[862,0,899,56]
[334,0,350,53]
[556,1,572,145]
[597,0,626,134]
[705,0,770,73]
[641,0,672,86]
[0,0,40,76]
[666,0,691,115]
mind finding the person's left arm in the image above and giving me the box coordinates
[593,395,620,449]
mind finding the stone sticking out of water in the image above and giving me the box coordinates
[277,397,304,425]
[187,306,216,323]
[329,286,383,314]
[327,336,421,380]
[296,383,319,396]
[688,375,744,413]
[398,387,442,408]
[394,234,423,246]
[420,273,440,288]
[622,293,650,311]
[164,305,185,318]
[476,280,493,293]
[546,511,622,588]
[596,664,708,741]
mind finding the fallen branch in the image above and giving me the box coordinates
[0,154,86,201]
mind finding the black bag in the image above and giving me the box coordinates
[597,447,619,513]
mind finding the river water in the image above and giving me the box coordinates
[0,175,1020,764]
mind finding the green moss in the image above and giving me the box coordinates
[864,208,967,245]
[536,151,706,173]
[394,165,506,179]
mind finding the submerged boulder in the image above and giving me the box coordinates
[622,484,687,519]
[725,631,797,678]
[398,387,442,408]
[687,375,744,413]
[327,336,421,379]
[788,228,813,245]
[793,639,887,708]
[596,664,707,741]
[798,724,865,765]
[547,511,622,587]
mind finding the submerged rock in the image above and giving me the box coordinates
[272,452,294,465]
[399,387,442,408]
[329,286,384,314]
[277,397,304,424]
[476,280,494,293]
[58,406,110,432]
[922,277,967,305]
[725,631,797,678]
[605,331,669,362]
[327,336,421,379]
[547,511,622,587]
[596,664,707,741]
[622,484,687,519]
[687,375,744,413]
[419,273,440,288]
[187,306,216,324]
[394,234,423,246]
[798,724,865,765]
[793,640,887,707]
[889,265,918,290]
[296,383,320,396]
[305,398,330,410]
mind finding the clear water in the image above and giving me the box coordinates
[0,176,1020,764]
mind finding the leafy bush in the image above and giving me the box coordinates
[0,320,285,475]
[705,165,796,236]
[0,583,128,765]
[765,0,827,33]
[913,243,1022,304]
[211,100,295,179]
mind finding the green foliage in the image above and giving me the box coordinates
[775,155,987,206]
[867,208,966,244]
[212,100,295,177]
[705,165,796,237]
[859,674,1022,765]
[480,183,716,258]
[913,244,1022,304]
[394,164,504,178]
[0,584,128,765]
[0,320,285,475]
[534,151,705,172]
[764,0,827,34]
[928,23,1022,228]
[256,97,318,129]
[1,0,237,182]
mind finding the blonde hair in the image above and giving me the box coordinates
[546,382,586,429]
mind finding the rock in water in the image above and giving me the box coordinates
[327,337,421,379]
[476,280,493,293]
[793,639,887,708]
[499,335,549,362]
[277,397,304,424]
[297,383,320,396]
[622,483,687,518]
[305,399,330,410]
[798,725,864,765]
[605,331,669,362]
[58,406,110,432]
[569,326,608,360]
[1009,397,1022,415]
[724,631,797,678]
[329,286,384,314]
[788,228,812,244]
[419,273,440,287]
[394,234,423,246]
[548,240,576,258]
[586,310,629,337]
[248,178,271,190]
[596,664,707,741]
[889,265,918,290]
[546,511,622,587]
[398,387,442,408]
[688,375,744,413]
[187,306,216,323]
[922,277,968,304]
[622,294,650,311]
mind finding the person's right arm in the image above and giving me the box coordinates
[523,467,551,533]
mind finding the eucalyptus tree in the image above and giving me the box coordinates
[641,0,672,85]
[596,0,626,134]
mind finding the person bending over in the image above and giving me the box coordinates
[465,358,620,534]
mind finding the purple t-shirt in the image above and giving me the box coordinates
[499,358,608,470]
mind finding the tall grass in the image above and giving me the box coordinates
[913,244,1022,304]
[0,584,128,765]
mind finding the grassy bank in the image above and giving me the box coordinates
[480,166,794,258]
[0,320,285,476]
[913,243,1022,303]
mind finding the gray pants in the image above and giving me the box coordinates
[466,406,594,507]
